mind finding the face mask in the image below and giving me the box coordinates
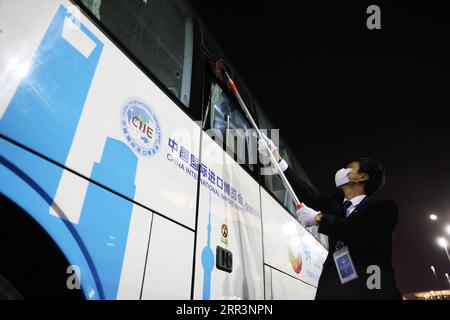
[335,168,353,187]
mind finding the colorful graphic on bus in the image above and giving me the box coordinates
[288,247,303,274]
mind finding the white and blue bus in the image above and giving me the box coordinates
[0,0,327,300]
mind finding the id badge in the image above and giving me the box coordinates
[333,246,358,284]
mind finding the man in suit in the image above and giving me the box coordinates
[258,135,403,300]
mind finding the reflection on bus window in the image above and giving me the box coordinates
[208,82,256,172]
[81,0,193,107]
[261,132,296,211]
[81,0,101,19]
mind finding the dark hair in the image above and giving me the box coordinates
[347,157,386,196]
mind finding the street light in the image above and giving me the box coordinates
[431,265,437,277]
[445,273,450,286]
[437,237,450,264]
[437,237,448,248]
[429,214,438,221]
[430,266,442,299]
[430,265,438,286]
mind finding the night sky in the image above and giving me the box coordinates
[190,0,450,294]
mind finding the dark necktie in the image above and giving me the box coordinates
[342,200,353,217]
[335,200,353,251]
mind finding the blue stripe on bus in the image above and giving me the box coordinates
[0,5,139,300]
[0,4,103,165]
[76,138,137,299]
[0,138,102,299]
[0,151,106,300]
[0,136,138,300]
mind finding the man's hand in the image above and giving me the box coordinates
[296,203,320,227]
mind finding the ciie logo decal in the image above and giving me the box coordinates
[121,98,162,157]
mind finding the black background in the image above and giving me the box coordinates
[190,0,450,295]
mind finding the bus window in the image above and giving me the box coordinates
[81,0,101,19]
[254,103,329,248]
[80,0,194,108]
[263,132,298,214]
[206,80,257,173]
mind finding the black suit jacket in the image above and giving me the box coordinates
[282,166,402,300]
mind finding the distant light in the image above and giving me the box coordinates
[429,214,438,221]
[437,237,448,248]
[446,225,450,236]
[431,265,436,273]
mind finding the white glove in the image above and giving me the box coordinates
[257,132,289,174]
[257,132,276,159]
[296,203,319,227]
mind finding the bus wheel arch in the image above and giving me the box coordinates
[0,193,84,300]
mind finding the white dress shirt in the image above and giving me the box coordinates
[344,195,366,217]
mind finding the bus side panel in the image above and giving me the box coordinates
[269,267,317,300]
[0,0,201,230]
[0,136,154,300]
[116,204,153,300]
[193,133,264,300]
[141,214,194,300]
[264,265,273,300]
[261,188,327,288]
